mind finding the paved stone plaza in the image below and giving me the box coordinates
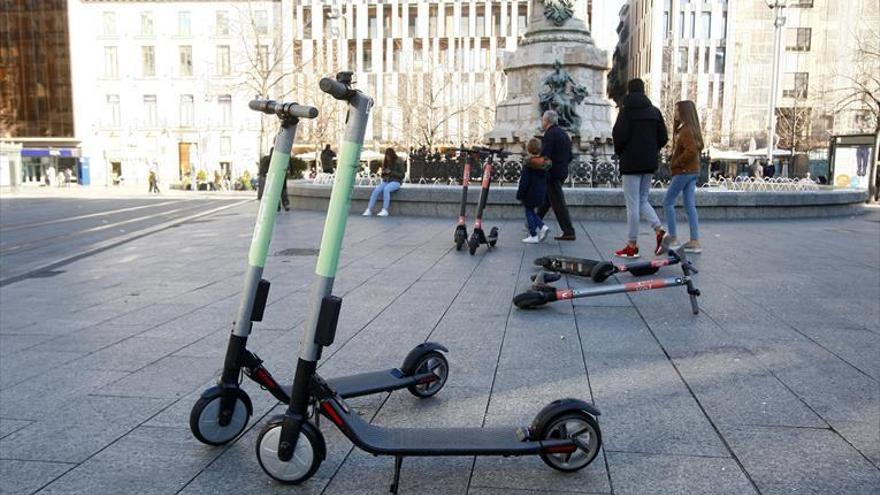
[1,198,878,494]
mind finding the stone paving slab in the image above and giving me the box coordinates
[0,201,877,494]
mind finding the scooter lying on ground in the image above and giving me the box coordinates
[515,246,700,315]
[459,147,506,255]
[189,94,448,447]
[533,250,686,283]
[254,74,603,494]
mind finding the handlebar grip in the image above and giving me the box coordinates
[248,100,318,119]
[319,77,351,100]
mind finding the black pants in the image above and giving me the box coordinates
[257,174,289,209]
[537,178,575,236]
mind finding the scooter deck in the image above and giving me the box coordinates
[330,401,569,455]
[284,369,422,400]
[534,256,598,277]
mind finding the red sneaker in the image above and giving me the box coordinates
[654,228,666,255]
[615,244,640,259]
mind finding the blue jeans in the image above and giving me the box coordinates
[622,174,661,242]
[367,180,401,211]
[663,173,699,240]
[524,206,544,237]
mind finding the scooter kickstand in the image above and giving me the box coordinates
[389,455,404,494]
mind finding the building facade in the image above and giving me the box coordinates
[613,0,879,154]
[0,0,78,186]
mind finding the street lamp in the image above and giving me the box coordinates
[766,0,787,177]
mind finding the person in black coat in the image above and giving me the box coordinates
[611,78,668,258]
[320,144,336,173]
[531,110,577,240]
[518,138,549,243]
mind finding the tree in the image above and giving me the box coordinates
[833,23,880,198]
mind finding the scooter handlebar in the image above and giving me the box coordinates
[248,99,318,119]
[319,77,353,100]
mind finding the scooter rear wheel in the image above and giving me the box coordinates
[406,351,449,398]
[256,417,325,484]
[536,411,601,472]
[189,387,252,446]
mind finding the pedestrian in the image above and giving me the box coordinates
[257,151,271,200]
[362,147,405,217]
[612,78,668,258]
[518,138,550,243]
[213,170,223,191]
[658,100,703,255]
[532,110,577,240]
[62,168,71,187]
[320,144,336,174]
[148,169,160,194]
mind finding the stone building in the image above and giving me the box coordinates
[612,0,879,153]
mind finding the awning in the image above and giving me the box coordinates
[21,147,81,158]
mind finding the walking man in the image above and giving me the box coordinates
[532,110,577,241]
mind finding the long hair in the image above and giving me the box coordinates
[674,100,704,150]
[383,147,397,168]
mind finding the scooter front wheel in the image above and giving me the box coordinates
[536,411,601,472]
[256,417,325,484]
[189,387,253,446]
[406,351,449,398]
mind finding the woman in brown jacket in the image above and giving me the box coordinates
[659,100,704,254]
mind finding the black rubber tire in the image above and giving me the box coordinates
[189,387,253,446]
[488,227,499,247]
[536,411,602,472]
[406,351,449,398]
[590,262,616,283]
[468,238,478,255]
[455,238,464,251]
[513,290,548,309]
[256,417,325,484]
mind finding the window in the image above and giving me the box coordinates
[663,11,670,39]
[103,12,116,36]
[257,45,269,72]
[216,11,229,35]
[104,46,118,77]
[364,44,373,71]
[141,46,155,77]
[220,136,231,155]
[493,6,502,36]
[679,11,685,38]
[445,6,454,36]
[141,12,154,36]
[143,95,157,127]
[179,46,193,76]
[408,7,418,37]
[517,5,527,34]
[218,95,232,127]
[783,72,808,98]
[786,28,811,51]
[690,12,695,38]
[721,11,728,38]
[178,11,191,36]
[678,47,688,73]
[460,6,470,37]
[217,45,231,75]
[430,7,439,37]
[180,95,194,127]
[369,11,379,38]
[106,94,120,127]
[476,14,485,37]
[714,47,725,73]
[255,10,269,35]
[702,12,711,38]
[703,48,710,73]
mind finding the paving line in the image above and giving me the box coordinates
[0,200,181,232]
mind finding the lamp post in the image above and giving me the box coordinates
[766,0,787,177]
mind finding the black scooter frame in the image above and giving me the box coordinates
[515,247,701,314]
[534,252,684,283]
[453,152,473,251]
[460,147,506,255]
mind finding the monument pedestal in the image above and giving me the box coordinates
[486,0,614,153]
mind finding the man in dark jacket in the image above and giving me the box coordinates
[611,78,668,258]
[320,144,336,173]
[531,110,577,240]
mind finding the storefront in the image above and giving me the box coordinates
[1,139,84,187]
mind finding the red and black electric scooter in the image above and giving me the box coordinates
[459,146,506,255]
[533,250,687,283]
[453,152,474,251]
[515,246,701,315]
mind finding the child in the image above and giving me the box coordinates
[517,138,550,244]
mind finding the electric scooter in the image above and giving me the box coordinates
[534,250,687,283]
[515,246,701,315]
[189,96,449,447]
[461,147,505,255]
[254,74,603,493]
[452,151,474,251]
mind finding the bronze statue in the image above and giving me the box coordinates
[539,60,589,132]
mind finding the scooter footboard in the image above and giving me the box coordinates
[320,400,568,456]
[534,256,598,277]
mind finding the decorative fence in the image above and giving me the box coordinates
[310,148,821,190]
